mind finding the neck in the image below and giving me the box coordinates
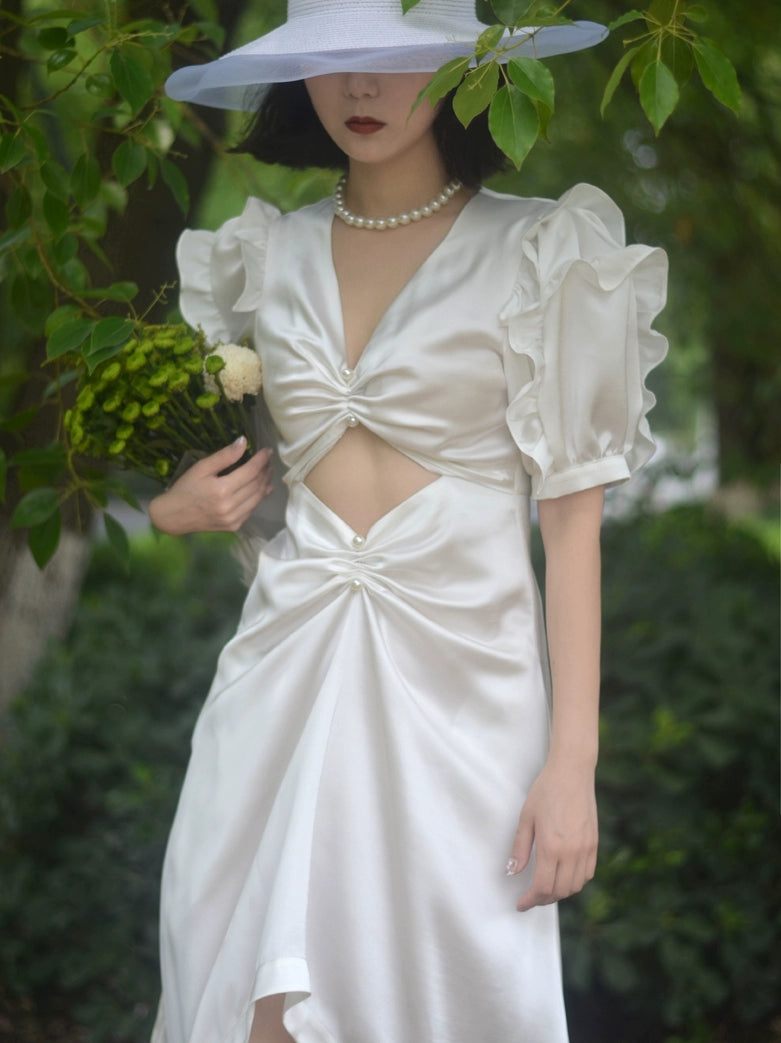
[342,139,451,218]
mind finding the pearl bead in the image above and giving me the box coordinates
[350,578,363,592]
[340,366,354,381]
[352,535,366,549]
[333,176,463,232]
[346,413,359,428]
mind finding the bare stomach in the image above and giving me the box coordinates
[304,426,438,536]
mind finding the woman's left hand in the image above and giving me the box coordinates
[506,757,598,912]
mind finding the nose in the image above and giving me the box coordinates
[344,72,379,99]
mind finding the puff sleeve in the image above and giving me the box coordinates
[176,195,280,345]
[176,197,285,582]
[500,183,669,499]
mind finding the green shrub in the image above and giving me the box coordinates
[0,534,245,1042]
[562,505,781,1043]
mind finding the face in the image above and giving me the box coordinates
[305,71,440,167]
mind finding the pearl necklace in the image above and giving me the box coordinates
[333,176,463,231]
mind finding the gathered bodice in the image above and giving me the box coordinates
[253,192,533,492]
[177,182,668,503]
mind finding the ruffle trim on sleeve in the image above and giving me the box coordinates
[500,183,669,500]
[176,196,280,345]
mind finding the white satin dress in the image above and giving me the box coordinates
[151,183,668,1043]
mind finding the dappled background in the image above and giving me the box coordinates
[1,1,779,1041]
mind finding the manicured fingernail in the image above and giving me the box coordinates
[233,435,246,449]
[505,858,519,876]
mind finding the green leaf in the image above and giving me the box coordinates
[45,304,83,337]
[683,4,709,23]
[68,16,106,35]
[647,0,677,21]
[11,487,59,529]
[0,407,37,434]
[507,57,555,110]
[38,26,72,50]
[475,24,505,60]
[192,20,226,49]
[85,317,136,369]
[0,133,26,173]
[639,59,680,134]
[10,273,51,332]
[102,478,142,512]
[401,0,422,10]
[0,225,31,255]
[0,448,6,503]
[46,317,96,360]
[43,192,70,239]
[80,282,140,303]
[693,39,741,114]
[53,233,78,266]
[112,139,147,187]
[490,0,531,26]
[11,445,68,468]
[631,39,656,89]
[41,160,71,201]
[488,84,539,169]
[601,44,643,115]
[86,73,114,97]
[110,48,155,115]
[161,158,190,215]
[5,185,32,229]
[453,62,500,128]
[71,153,102,207]
[28,509,62,568]
[42,369,78,402]
[414,56,470,111]
[476,0,495,23]
[104,512,130,565]
[47,49,77,73]
[608,9,645,31]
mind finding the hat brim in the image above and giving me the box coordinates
[166,21,608,111]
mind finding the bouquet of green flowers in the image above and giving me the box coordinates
[65,323,263,483]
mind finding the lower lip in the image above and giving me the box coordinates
[346,121,385,135]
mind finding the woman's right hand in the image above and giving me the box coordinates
[148,436,274,535]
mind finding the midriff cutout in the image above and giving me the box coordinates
[304,426,439,536]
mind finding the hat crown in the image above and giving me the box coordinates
[288,0,479,21]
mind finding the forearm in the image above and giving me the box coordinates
[538,486,604,771]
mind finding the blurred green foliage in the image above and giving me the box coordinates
[561,505,781,1043]
[0,533,245,1042]
[0,506,778,1042]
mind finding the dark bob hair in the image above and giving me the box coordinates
[232,81,507,188]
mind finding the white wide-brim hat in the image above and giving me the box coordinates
[166,0,607,111]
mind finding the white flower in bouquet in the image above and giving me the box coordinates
[204,343,263,402]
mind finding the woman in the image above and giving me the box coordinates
[151,3,668,1041]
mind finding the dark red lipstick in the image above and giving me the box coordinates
[345,117,385,135]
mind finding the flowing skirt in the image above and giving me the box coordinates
[152,475,569,1043]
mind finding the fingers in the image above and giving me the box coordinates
[513,842,598,913]
[505,814,534,879]
[195,435,252,477]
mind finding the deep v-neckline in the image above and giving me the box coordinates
[326,190,480,374]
